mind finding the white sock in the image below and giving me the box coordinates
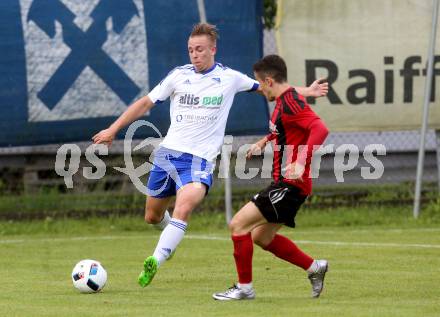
[237,282,253,291]
[307,260,319,273]
[153,210,171,230]
[153,218,187,266]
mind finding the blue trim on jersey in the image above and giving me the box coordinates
[249,82,259,92]
[154,99,164,104]
[199,63,217,75]
[215,62,229,70]
[177,65,195,70]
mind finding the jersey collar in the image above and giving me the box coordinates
[197,62,217,75]
[276,86,294,102]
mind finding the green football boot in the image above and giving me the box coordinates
[138,256,158,287]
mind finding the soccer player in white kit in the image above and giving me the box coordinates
[92,23,328,287]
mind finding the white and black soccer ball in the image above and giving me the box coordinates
[72,259,107,293]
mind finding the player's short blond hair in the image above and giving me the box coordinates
[190,23,218,44]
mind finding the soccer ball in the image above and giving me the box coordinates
[71,259,107,293]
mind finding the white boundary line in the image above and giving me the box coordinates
[295,240,440,249]
[0,233,439,249]
[185,235,440,249]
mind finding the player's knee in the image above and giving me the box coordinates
[144,209,162,224]
[229,217,245,235]
[228,217,237,232]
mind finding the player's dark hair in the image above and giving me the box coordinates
[190,23,219,44]
[253,55,287,83]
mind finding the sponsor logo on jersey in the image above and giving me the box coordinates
[179,94,223,107]
[179,94,200,105]
[174,114,218,123]
[202,95,223,106]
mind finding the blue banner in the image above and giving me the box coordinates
[0,0,268,147]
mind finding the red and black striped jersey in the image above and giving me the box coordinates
[267,87,328,195]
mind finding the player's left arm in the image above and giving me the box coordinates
[285,115,329,181]
[254,78,328,97]
[293,78,328,97]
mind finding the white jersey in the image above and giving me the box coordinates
[148,62,259,162]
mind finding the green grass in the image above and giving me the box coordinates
[0,182,438,218]
[1,202,440,236]
[0,212,439,317]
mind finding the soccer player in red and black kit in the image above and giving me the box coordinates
[213,55,329,301]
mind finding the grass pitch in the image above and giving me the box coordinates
[0,213,439,317]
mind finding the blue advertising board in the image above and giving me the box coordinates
[0,0,268,147]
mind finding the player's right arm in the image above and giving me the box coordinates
[92,67,180,146]
[92,95,155,146]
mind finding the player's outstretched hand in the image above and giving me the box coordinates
[246,137,268,159]
[246,143,261,159]
[309,78,328,98]
[92,128,116,147]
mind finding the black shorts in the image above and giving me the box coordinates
[251,182,307,228]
